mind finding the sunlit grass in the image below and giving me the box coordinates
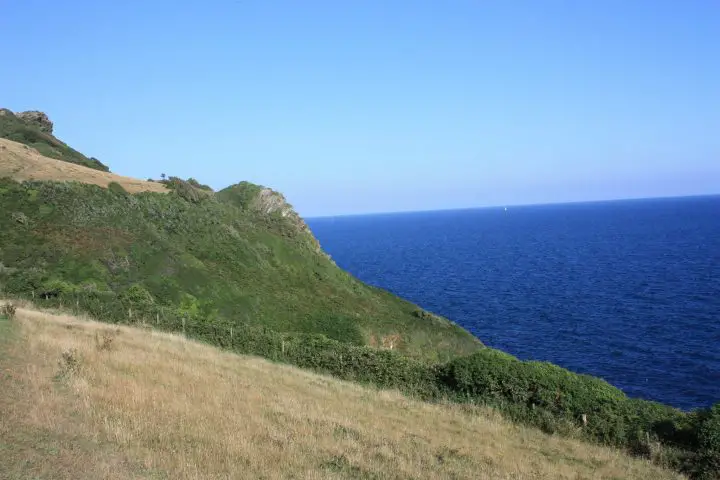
[0,303,684,479]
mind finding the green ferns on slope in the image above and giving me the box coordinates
[0,177,481,361]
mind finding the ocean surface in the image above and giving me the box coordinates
[308,195,720,411]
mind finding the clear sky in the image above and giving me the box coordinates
[2,1,718,217]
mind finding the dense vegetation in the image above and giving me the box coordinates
[0,177,481,361]
[0,111,108,171]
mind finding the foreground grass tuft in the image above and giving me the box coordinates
[0,302,16,318]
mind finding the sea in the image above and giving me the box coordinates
[307,195,720,411]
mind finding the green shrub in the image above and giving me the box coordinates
[291,313,365,346]
[119,284,156,318]
[11,211,29,225]
[278,333,440,396]
[89,157,109,171]
[216,181,263,210]
[3,268,47,294]
[436,348,699,451]
[696,404,720,479]
[163,176,209,203]
[187,177,213,191]
[39,279,77,298]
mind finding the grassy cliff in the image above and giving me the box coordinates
[0,176,481,361]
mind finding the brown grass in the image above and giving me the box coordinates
[0,302,685,480]
[0,138,168,194]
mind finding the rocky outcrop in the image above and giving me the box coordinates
[254,187,328,255]
[217,182,332,261]
[16,111,54,134]
[255,187,299,219]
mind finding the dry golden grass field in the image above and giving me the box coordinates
[0,302,685,479]
[0,138,168,194]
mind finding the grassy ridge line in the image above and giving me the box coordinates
[0,303,685,479]
[3,297,717,478]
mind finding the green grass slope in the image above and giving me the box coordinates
[0,176,480,361]
[0,109,109,171]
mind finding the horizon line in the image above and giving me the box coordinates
[305,192,720,220]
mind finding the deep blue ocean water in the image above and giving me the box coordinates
[308,196,720,411]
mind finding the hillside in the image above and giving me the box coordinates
[2,112,718,479]
[0,138,168,193]
[0,111,481,361]
[0,304,684,480]
[0,109,109,171]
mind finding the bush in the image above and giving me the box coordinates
[696,404,720,479]
[39,279,77,298]
[89,157,110,171]
[163,176,209,203]
[119,284,156,314]
[162,319,440,398]
[11,211,29,225]
[56,348,82,379]
[107,181,127,195]
[278,333,440,396]
[187,177,213,191]
[436,348,698,450]
[95,330,117,351]
[291,313,365,346]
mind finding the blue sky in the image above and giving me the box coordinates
[2,1,718,217]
